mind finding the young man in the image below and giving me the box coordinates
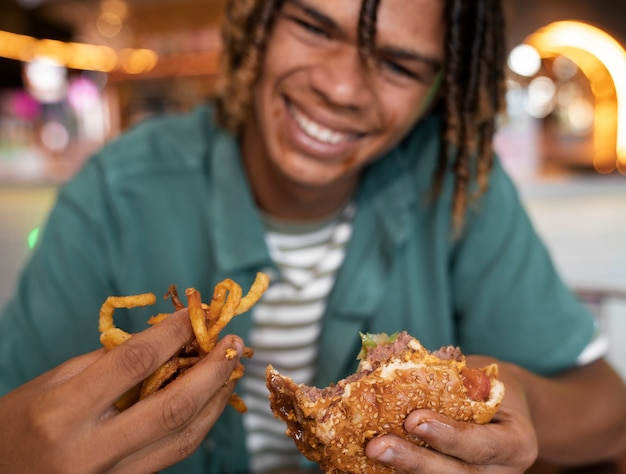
[1,0,626,473]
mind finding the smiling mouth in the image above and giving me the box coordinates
[288,102,359,145]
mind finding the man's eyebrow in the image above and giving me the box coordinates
[284,0,339,31]
[379,45,443,71]
[283,0,443,73]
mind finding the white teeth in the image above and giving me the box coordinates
[291,107,351,145]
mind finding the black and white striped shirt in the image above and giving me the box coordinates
[242,203,355,474]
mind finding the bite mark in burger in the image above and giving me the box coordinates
[266,331,505,473]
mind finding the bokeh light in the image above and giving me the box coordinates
[508,44,542,77]
[40,121,70,153]
[527,76,556,118]
[24,57,67,103]
[526,20,626,173]
[27,228,40,250]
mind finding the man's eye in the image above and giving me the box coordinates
[380,60,419,80]
[291,16,330,38]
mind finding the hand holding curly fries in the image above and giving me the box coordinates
[0,309,249,474]
[99,272,270,412]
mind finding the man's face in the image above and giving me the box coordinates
[244,0,445,196]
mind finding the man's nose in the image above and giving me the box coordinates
[309,47,375,110]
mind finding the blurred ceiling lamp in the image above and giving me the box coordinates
[526,21,626,174]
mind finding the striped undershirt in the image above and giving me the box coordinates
[241,202,355,474]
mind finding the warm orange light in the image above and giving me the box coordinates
[0,29,157,74]
[526,21,626,174]
[118,48,159,75]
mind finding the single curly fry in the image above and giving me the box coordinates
[115,383,141,411]
[235,272,270,316]
[229,393,247,413]
[208,279,242,323]
[164,284,185,311]
[98,293,156,333]
[204,280,243,352]
[201,303,217,322]
[147,313,170,325]
[186,288,211,354]
[207,286,227,322]
[178,357,200,368]
[227,363,245,383]
[140,357,180,399]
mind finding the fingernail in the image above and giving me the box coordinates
[233,337,245,357]
[376,445,395,463]
[405,414,430,434]
[414,422,431,434]
[405,415,433,435]
[412,419,449,435]
[370,441,395,463]
[405,417,420,433]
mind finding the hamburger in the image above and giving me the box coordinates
[266,331,505,473]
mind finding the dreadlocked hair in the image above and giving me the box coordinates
[437,0,506,232]
[214,0,506,233]
[214,0,286,133]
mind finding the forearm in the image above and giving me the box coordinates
[509,358,626,465]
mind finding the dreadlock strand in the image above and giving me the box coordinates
[444,0,473,231]
[358,0,380,65]
[217,0,257,92]
[440,0,506,233]
[475,0,506,193]
[434,0,463,199]
[464,1,485,148]
[215,0,285,134]
[464,0,489,195]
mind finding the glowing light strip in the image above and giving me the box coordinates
[0,29,157,74]
[526,21,626,172]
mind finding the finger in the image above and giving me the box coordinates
[69,309,194,414]
[366,434,475,474]
[404,410,512,466]
[92,335,244,468]
[107,379,236,473]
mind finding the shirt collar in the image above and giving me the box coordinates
[208,126,273,274]
[206,111,439,274]
[357,112,440,249]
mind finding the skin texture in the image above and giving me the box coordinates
[242,0,445,220]
[365,356,626,473]
[1,0,626,472]
[0,311,244,474]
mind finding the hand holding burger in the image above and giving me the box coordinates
[266,332,505,473]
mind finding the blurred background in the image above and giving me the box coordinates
[0,0,625,382]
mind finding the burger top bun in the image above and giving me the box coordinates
[266,331,505,474]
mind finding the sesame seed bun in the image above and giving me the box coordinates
[266,332,505,473]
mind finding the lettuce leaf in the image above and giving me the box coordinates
[357,332,399,360]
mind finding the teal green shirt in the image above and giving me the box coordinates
[0,105,595,473]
